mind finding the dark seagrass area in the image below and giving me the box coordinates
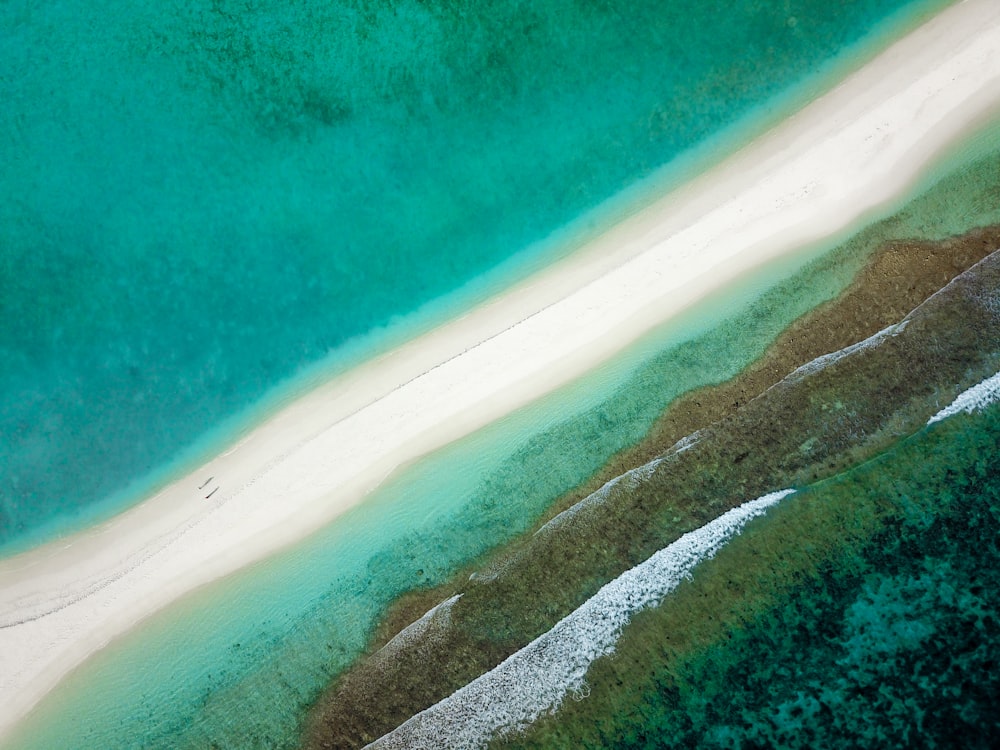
[305,240,1000,748]
[505,384,1000,749]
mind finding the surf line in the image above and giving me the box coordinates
[368,489,795,750]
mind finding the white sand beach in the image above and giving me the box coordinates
[2,0,1000,739]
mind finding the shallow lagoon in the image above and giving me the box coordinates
[3,0,988,747]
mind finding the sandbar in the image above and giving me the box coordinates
[2,0,1000,739]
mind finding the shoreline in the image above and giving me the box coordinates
[364,216,1000,657]
[3,0,1000,739]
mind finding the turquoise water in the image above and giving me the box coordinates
[10,105,1000,748]
[0,0,950,550]
[5,0,986,747]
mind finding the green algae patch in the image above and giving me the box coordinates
[357,144,1000,666]
[17,117,1000,750]
[504,408,1000,749]
[306,248,1000,748]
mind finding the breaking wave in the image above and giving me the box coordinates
[367,490,795,750]
[927,371,1000,424]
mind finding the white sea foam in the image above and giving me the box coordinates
[472,455,669,584]
[668,430,704,456]
[7,1,1000,737]
[785,322,906,383]
[369,595,462,673]
[534,456,668,538]
[927,371,1000,425]
[478,429,702,583]
[367,489,795,750]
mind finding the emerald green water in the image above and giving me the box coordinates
[0,0,950,551]
[504,395,1000,749]
[10,108,1000,749]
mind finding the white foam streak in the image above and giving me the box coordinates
[367,489,794,750]
[535,456,666,537]
[785,322,906,383]
[927,371,1000,424]
[370,595,462,672]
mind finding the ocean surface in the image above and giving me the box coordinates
[503,365,1000,749]
[0,0,949,552]
[12,79,1000,750]
[4,0,993,748]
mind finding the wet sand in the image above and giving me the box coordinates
[2,0,1000,739]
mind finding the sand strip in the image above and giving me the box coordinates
[2,0,1000,738]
